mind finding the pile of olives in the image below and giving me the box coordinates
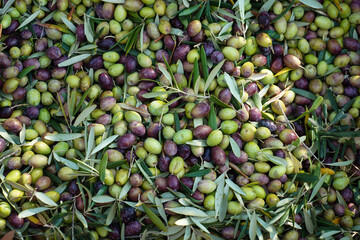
[0,0,360,239]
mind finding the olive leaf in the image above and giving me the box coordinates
[291,88,317,101]
[75,209,88,228]
[53,152,79,170]
[166,207,207,217]
[225,179,246,195]
[299,0,323,9]
[142,203,167,232]
[264,154,287,166]
[309,174,327,202]
[18,207,50,218]
[214,173,225,218]
[200,46,208,81]
[260,0,276,12]
[229,136,241,158]
[58,54,91,67]
[293,96,323,121]
[61,17,76,33]
[92,195,115,203]
[45,133,84,142]
[249,212,257,240]
[35,192,57,207]
[184,169,211,178]
[208,102,217,130]
[17,10,41,30]
[325,160,353,166]
[99,153,108,183]
[91,135,118,156]
[204,60,225,93]
[224,73,243,106]
[0,0,15,14]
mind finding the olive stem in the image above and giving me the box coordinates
[10,104,28,109]
[229,162,249,179]
[154,34,164,43]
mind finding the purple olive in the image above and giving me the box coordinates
[211,146,226,165]
[20,29,32,40]
[46,46,62,60]
[158,155,171,172]
[173,45,191,63]
[3,20,20,35]
[117,133,136,149]
[139,68,157,80]
[156,49,170,63]
[163,140,178,157]
[129,121,146,137]
[167,174,180,191]
[98,73,114,90]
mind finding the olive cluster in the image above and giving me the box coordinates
[0,0,360,239]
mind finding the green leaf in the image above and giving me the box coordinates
[260,0,276,12]
[87,127,95,158]
[224,73,243,105]
[92,195,115,203]
[91,135,118,156]
[299,0,323,9]
[0,125,16,145]
[61,17,76,33]
[186,140,207,147]
[210,94,232,108]
[155,197,167,224]
[142,91,173,99]
[293,96,323,121]
[309,174,328,202]
[45,133,84,142]
[204,60,225,93]
[17,66,35,79]
[325,160,353,166]
[229,137,241,158]
[0,0,15,14]
[288,173,318,183]
[191,217,210,234]
[166,207,207,217]
[174,112,180,132]
[106,203,117,226]
[218,22,233,37]
[17,10,41,30]
[179,4,202,16]
[225,179,246,195]
[208,102,217,130]
[238,218,249,239]
[107,160,127,169]
[74,105,97,127]
[291,88,317,101]
[321,131,360,137]
[249,212,257,240]
[264,154,288,166]
[58,54,91,67]
[215,173,225,217]
[303,209,314,234]
[35,192,57,207]
[320,230,341,239]
[75,209,88,228]
[18,207,50,218]
[53,152,79,170]
[99,153,108,183]
[142,203,167,232]
[200,46,209,82]
[184,169,211,178]
[158,63,172,85]
[193,61,200,95]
